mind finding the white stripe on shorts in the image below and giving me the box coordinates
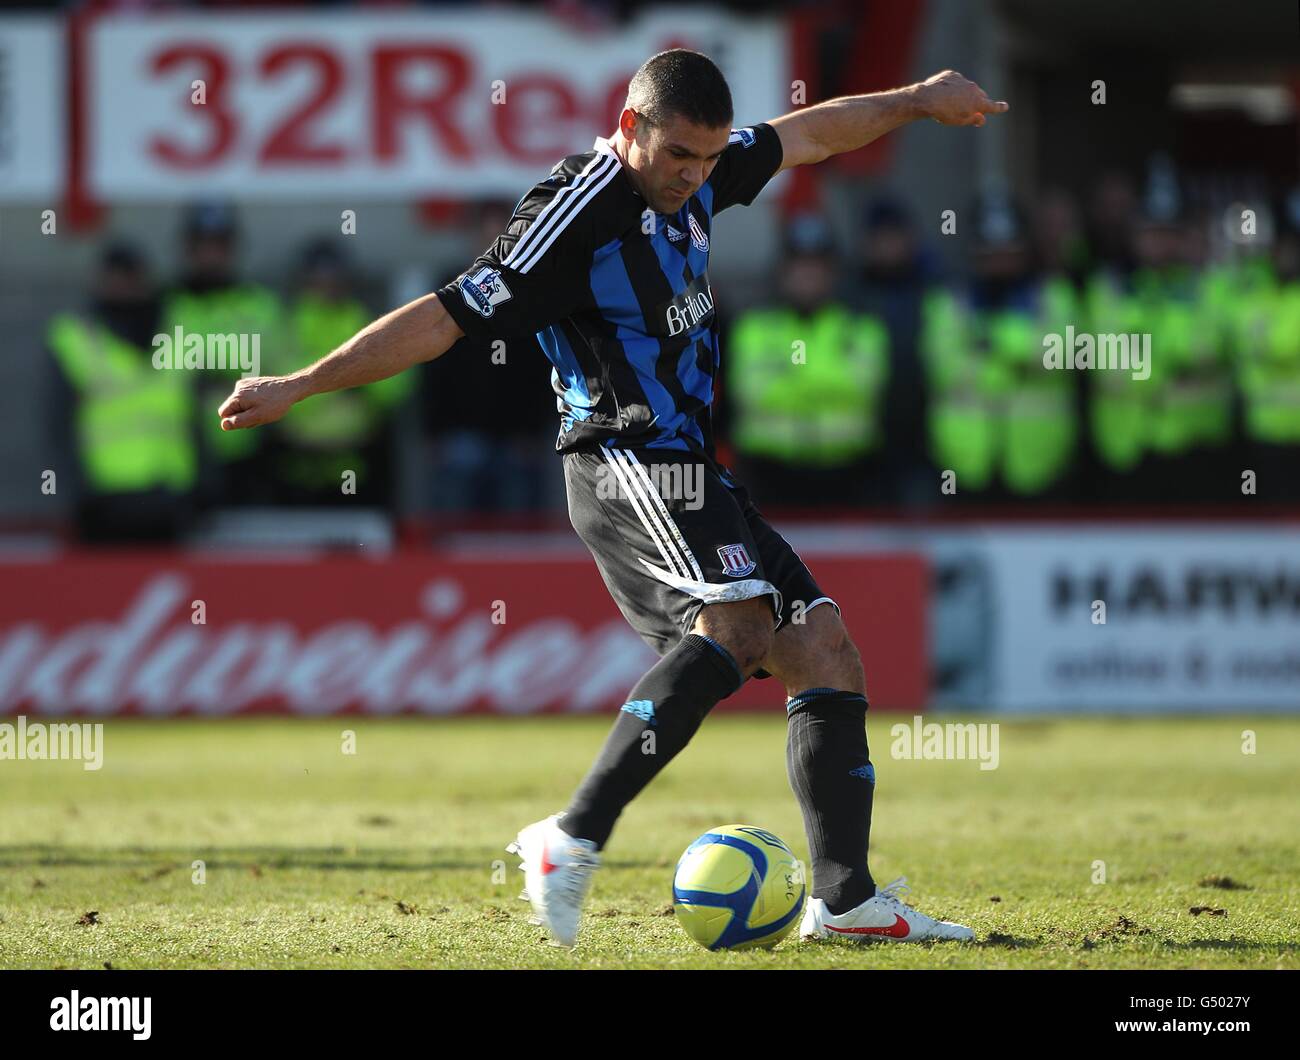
[599,447,688,579]
[615,448,704,581]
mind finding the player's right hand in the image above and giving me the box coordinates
[916,70,1008,127]
[217,375,300,430]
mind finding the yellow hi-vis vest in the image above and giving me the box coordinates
[921,280,1078,495]
[1087,268,1232,464]
[273,294,412,491]
[1085,272,1150,471]
[922,289,998,490]
[1239,282,1300,443]
[163,284,284,463]
[987,287,1078,495]
[276,294,411,450]
[48,314,196,494]
[728,305,888,466]
[1143,298,1232,453]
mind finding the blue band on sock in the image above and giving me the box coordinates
[786,688,868,715]
[692,634,744,687]
[789,687,839,702]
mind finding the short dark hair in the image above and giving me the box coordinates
[626,49,733,130]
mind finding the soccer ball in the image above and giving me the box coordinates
[672,824,806,950]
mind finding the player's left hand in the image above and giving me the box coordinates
[916,70,1008,127]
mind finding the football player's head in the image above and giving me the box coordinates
[617,49,733,215]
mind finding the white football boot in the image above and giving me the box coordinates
[505,814,601,948]
[800,876,974,942]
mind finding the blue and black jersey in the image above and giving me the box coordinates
[435,122,784,457]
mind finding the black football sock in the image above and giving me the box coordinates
[785,688,876,915]
[560,633,744,848]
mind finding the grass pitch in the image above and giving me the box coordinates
[1,714,1296,969]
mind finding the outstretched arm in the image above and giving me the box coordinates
[769,70,1008,172]
[217,292,464,431]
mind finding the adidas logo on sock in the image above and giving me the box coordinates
[621,699,656,726]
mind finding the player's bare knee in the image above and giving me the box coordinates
[776,606,865,696]
[693,597,774,675]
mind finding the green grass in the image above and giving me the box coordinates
[1,715,1296,969]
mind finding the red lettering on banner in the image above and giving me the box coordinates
[92,18,789,195]
[149,44,236,168]
[258,45,347,164]
[371,45,473,162]
[491,75,580,164]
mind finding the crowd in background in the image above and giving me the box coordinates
[48,203,412,542]
[47,167,1300,543]
[718,172,1300,510]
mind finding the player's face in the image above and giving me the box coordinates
[627,112,731,215]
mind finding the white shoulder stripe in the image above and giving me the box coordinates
[513,160,620,275]
[502,153,615,274]
[502,152,607,270]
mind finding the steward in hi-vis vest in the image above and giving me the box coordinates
[1231,189,1300,499]
[272,240,411,504]
[48,243,197,541]
[922,194,1078,499]
[1085,168,1233,502]
[162,202,285,502]
[725,215,889,507]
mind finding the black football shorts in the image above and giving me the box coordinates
[563,443,839,670]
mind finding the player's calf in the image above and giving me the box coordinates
[518,599,773,946]
[558,623,749,851]
[764,605,878,915]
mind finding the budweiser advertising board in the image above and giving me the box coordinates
[0,551,927,716]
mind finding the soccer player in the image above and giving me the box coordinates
[218,50,1008,948]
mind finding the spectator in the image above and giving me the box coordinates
[1233,187,1300,501]
[421,201,561,513]
[1085,170,1139,276]
[852,197,936,504]
[47,243,197,542]
[270,239,411,506]
[163,201,285,506]
[725,214,890,509]
[1086,166,1232,503]
[1033,187,1091,286]
[921,191,1079,501]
